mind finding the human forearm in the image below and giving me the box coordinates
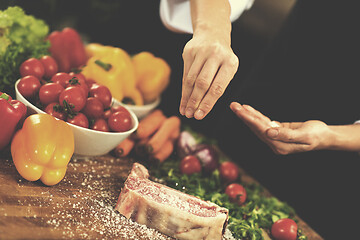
[180,0,238,120]
[326,124,360,152]
[190,0,232,42]
[231,102,360,154]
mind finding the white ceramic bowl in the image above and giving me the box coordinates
[112,97,160,119]
[15,79,138,156]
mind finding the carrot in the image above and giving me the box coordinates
[146,116,181,154]
[170,124,180,140]
[113,136,136,157]
[135,109,167,139]
[150,139,174,163]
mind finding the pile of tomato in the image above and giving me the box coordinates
[17,56,133,133]
[179,150,298,240]
[180,155,247,205]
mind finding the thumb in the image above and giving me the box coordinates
[266,127,306,143]
[267,128,280,138]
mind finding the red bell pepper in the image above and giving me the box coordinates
[47,27,87,73]
[0,92,27,150]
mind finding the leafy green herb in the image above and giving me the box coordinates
[0,6,50,94]
[149,130,307,240]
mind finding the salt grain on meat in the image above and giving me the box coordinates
[116,163,229,240]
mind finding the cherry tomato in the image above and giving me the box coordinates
[180,155,202,175]
[51,72,71,88]
[82,97,104,119]
[89,84,112,108]
[59,86,86,112]
[108,111,132,132]
[39,55,58,79]
[219,161,239,183]
[39,83,64,106]
[69,72,86,82]
[67,72,89,97]
[67,113,89,128]
[271,218,298,240]
[225,183,247,205]
[102,109,112,119]
[111,105,129,114]
[85,78,97,89]
[44,102,66,120]
[17,75,41,98]
[91,118,110,132]
[19,58,45,78]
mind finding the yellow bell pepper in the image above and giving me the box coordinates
[82,43,144,105]
[11,114,74,186]
[132,51,171,104]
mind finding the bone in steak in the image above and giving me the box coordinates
[115,163,229,240]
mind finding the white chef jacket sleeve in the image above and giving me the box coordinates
[160,0,255,34]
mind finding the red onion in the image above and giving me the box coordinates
[176,131,198,159]
[193,144,219,174]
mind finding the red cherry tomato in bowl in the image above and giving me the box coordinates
[66,73,89,98]
[180,155,202,175]
[39,55,58,79]
[89,84,112,108]
[108,111,132,132]
[67,113,89,128]
[85,78,97,89]
[91,118,110,132]
[44,102,66,121]
[39,82,64,106]
[19,58,44,79]
[17,75,41,98]
[111,105,129,113]
[82,97,104,119]
[51,72,71,88]
[59,86,86,112]
[102,109,112,119]
[225,183,247,205]
[271,218,298,240]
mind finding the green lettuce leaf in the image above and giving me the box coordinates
[0,6,49,94]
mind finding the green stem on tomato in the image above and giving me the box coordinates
[62,100,76,119]
[68,77,80,85]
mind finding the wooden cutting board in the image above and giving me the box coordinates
[0,151,323,240]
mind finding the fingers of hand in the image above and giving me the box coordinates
[185,58,220,118]
[231,103,272,134]
[266,127,309,144]
[180,45,238,119]
[265,127,313,154]
[268,140,311,155]
[230,103,313,154]
[193,60,237,120]
[180,44,197,115]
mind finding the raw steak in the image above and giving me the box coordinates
[116,163,229,240]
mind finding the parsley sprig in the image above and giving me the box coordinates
[148,130,307,240]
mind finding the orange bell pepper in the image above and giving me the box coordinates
[11,114,74,186]
[132,52,171,104]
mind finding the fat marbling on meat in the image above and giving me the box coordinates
[115,163,229,240]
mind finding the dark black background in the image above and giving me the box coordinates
[2,1,360,239]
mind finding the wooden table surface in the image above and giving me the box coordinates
[0,150,324,240]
